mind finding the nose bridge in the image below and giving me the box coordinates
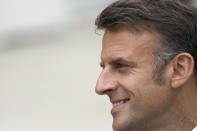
[96,67,118,94]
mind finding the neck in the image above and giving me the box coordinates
[137,80,197,131]
[157,112,195,131]
[175,83,197,126]
[137,105,195,131]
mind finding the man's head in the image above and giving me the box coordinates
[95,0,197,131]
[95,0,197,84]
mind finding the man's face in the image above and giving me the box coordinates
[96,29,175,131]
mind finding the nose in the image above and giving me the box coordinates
[95,68,118,95]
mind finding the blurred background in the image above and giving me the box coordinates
[1,0,197,131]
[0,0,114,131]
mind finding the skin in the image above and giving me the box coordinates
[95,29,197,131]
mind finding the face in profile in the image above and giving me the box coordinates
[95,29,175,131]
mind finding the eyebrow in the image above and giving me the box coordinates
[100,57,137,68]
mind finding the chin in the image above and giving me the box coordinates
[112,113,143,131]
[113,124,129,131]
[112,117,131,131]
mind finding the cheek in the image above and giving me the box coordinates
[119,77,139,96]
[119,74,150,95]
[136,82,174,115]
[120,74,172,108]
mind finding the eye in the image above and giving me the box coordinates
[113,63,131,73]
[115,63,128,68]
[100,62,105,69]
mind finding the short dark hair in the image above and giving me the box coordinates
[95,0,197,84]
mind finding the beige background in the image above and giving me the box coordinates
[0,0,113,131]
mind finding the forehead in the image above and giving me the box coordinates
[101,29,160,61]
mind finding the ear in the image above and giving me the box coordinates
[170,53,194,88]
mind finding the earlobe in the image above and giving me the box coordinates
[171,53,194,88]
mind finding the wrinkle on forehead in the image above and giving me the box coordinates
[101,29,160,62]
[103,29,159,48]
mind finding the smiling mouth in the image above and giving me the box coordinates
[112,98,130,108]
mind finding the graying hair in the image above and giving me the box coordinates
[153,41,188,84]
[95,0,197,84]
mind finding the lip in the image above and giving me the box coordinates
[111,98,130,114]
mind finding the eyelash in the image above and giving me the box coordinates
[115,63,128,68]
[100,63,129,70]
[100,63,105,69]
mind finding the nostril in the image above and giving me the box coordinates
[95,83,112,95]
[103,89,113,94]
